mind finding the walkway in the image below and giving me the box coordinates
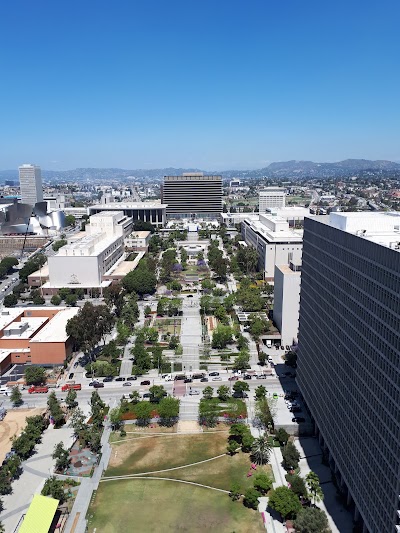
[180,294,202,372]
[1,424,75,533]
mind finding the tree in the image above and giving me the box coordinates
[236,334,249,351]
[134,401,153,426]
[149,385,166,403]
[65,388,78,409]
[305,471,324,505]
[10,386,23,407]
[42,476,66,503]
[227,439,239,455]
[214,258,228,280]
[255,397,275,430]
[281,441,301,471]
[232,350,250,371]
[158,397,180,427]
[268,486,302,519]
[129,390,141,404]
[88,428,102,453]
[30,289,45,305]
[70,407,87,441]
[52,239,67,252]
[255,385,267,401]
[232,381,250,395]
[122,262,157,296]
[4,454,22,480]
[50,294,62,306]
[294,507,330,533]
[253,472,273,494]
[211,324,234,349]
[217,385,230,401]
[236,245,259,274]
[202,386,214,400]
[65,214,76,227]
[25,366,46,385]
[286,473,308,498]
[275,428,289,446]
[65,293,78,306]
[243,487,261,510]
[285,350,297,367]
[3,294,17,307]
[144,305,152,316]
[53,442,70,472]
[251,435,272,465]
[48,392,65,427]
[66,302,114,353]
[0,469,12,496]
[229,482,241,501]
[248,314,271,340]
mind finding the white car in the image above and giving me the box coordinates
[212,376,222,381]
[188,389,200,395]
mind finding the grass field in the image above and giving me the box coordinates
[88,479,265,533]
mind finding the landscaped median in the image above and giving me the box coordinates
[87,431,270,532]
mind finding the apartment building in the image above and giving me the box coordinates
[297,212,400,533]
[273,260,301,346]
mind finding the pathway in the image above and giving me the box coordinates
[180,294,202,372]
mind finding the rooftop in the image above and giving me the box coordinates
[324,212,400,251]
[30,307,80,343]
[2,317,48,339]
[90,201,167,209]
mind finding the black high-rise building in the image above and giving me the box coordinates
[297,212,400,533]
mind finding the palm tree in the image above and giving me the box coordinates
[251,435,272,465]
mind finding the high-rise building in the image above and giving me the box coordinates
[297,212,400,533]
[259,187,285,211]
[18,164,43,206]
[162,173,222,219]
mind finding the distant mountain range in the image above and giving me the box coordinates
[1,159,400,183]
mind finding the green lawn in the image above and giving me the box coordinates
[88,479,265,533]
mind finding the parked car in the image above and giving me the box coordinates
[115,377,126,382]
[187,294,193,298]
[68,373,74,380]
[89,381,99,386]
[73,362,79,368]
[233,391,248,399]
[93,382,104,388]
[200,377,208,382]
[257,374,267,379]
[123,382,132,387]
[228,376,238,381]
[275,345,280,350]
[189,389,200,395]
[243,374,252,380]
[273,392,279,399]
[286,345,290,350]
[103,377,113,382]
[192,373,204,380]
[292,417,305,423]
[212,376,222,381]
[280,346,285,350]
[140,380,151,386]
[209,371,219,377]
[142,393,151,399]
[127,376,137,381]
[290,406,301,413]
[184,378,193,383]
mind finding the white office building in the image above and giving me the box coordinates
[241,214,303,280]
[259,187,285,211]
[46,211,132,290]
[273,260,301,346]
[19,164,43,206]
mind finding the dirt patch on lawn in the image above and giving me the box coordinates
[0,408,44,464]
[107,432,228,476]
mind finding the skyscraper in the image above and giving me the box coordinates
[161,173,222,219]
[297,212,400,533]
[18,164,43,206]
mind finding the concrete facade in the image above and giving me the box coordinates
[241,214,303,280]
[259,187,285,211]
[89,201,166,227]
[273,261,301,346]
[297,212,400,533]
[18,164,43,206]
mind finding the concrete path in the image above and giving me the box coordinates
[180,294,202,372]
[178,396,200,422]
[1,423,75,533]
[64,409,114,533]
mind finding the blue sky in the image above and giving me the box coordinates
[0,0,399,170]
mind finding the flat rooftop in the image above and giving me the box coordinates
[2,317,48,339]
[245,218,303,243]
[90,202,167,209]
[107,251,145,276]
[320,212,400,251]
[130,231,151,238]
[0,350,11,364]
[0,309,23,331]
[30,307,80,343]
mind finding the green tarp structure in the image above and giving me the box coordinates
[19,494,59,533]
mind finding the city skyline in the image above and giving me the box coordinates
[0,1,399,169]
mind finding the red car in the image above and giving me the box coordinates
[228,376,238,381]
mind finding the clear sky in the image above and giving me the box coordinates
[0,0,399,170]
